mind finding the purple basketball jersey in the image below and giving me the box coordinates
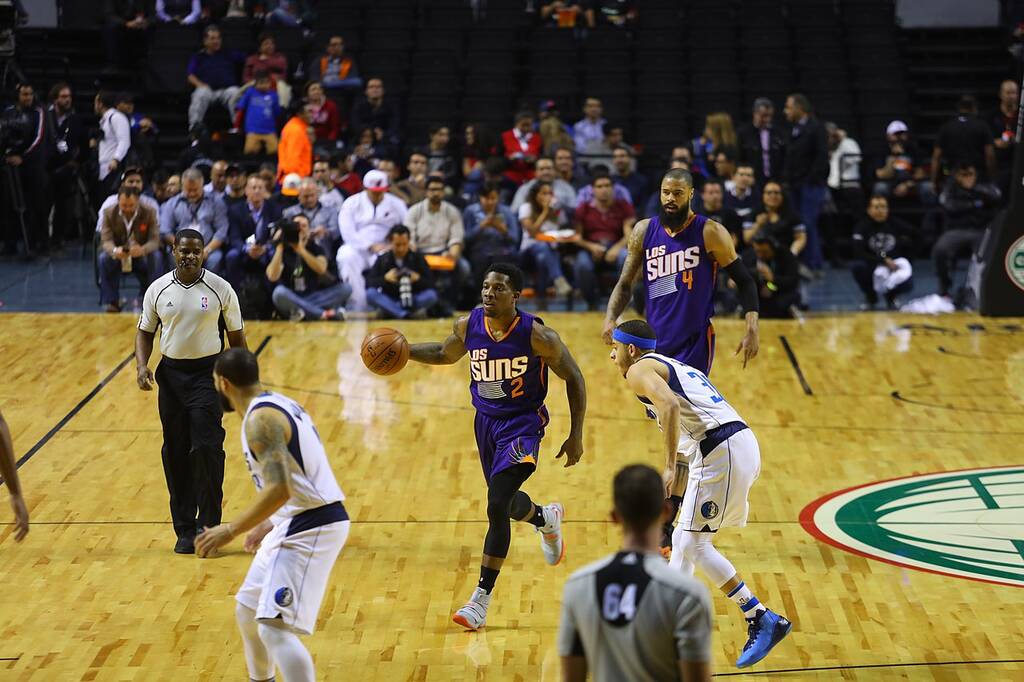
[642,213,717,358]
[465,307,548,417]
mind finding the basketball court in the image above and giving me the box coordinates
[1,311,1021,679]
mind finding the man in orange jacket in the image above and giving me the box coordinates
[277,103,314,184]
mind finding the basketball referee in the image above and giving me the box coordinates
[135,228,247,554]
[558,464,713,682]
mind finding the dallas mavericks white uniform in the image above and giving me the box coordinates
[236,391,349,635]
[636,354,761,533]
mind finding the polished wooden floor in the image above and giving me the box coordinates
[0,312,1022,680]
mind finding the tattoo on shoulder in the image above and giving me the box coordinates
[248,410,289,485]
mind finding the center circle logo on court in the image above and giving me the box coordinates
[1006,235,1024,292]
[800,466,1024,588]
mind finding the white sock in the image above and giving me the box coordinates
[258,622,314,682]
[726,581,767,620]
[235,603,275,682]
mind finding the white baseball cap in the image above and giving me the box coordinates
[363,169,390,191]
[886,120,909,136]
[281,172,303,196]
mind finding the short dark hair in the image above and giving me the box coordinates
[152,168,170,185]
[175,228,205,245]
[735,162,755,173]
[118,186,141,198]
[591,169,613,185]
[788,93,812,114]
[204,24,221,38]
[214,348,260,387]
[485,262,525,292]
[589,163,610,177]
[484,156,506,175]
[257,31,275,46]
[428,123,449,137]
[95,90,117,110]
[616,319,656,341]
[661,168,694,187]
[715,148,735,163]
[253,69,271,82]
[702,179,723,191]
[514,110,533,124]
[426,176,446,190]
[479,181,501,197]
[388,224,411,240]
[408,150,428,163]
[613,464,666,533]
[48,81,70,102]
[958,95,978,113]
[121,166,144,184]
[868,193,888,205]
[752,234,778,249]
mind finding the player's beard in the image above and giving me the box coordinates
[217,389,234,413]
[659,203,691,229]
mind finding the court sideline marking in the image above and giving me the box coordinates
[779,335,813,396]
[0,335,272,488]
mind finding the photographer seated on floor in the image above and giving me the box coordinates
[365,224,440,319]
[744,234,801,319]
[265,215,352,321]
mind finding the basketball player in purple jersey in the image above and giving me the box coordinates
[602,168,761,552]
[408,262,587,631]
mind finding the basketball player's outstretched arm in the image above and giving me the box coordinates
[625,362,682,494]
[408,317,469,365]
[704,220,760,368]
[533,324,586,467]
[0,409,28,542]
[602,219,649,344]
[195,408,294,558]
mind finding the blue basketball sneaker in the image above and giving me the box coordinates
[736,609,792,668]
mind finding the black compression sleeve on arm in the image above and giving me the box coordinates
[723,258,759,315]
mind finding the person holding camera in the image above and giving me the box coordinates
[365,225,439,319]
[99,186,160,312]
[266,215,352,321]
[743,235,801,319]
[2,83,50,255]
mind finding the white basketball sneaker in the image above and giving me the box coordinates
[538,503,566,566]
[452,587,491,631]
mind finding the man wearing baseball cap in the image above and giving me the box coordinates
[335,169,408,310]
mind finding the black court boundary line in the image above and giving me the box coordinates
[712,658,1024,677]
[892,391,1024,416]
[778,336,812,396]
[0,352,134,488]
[253,334,272,356]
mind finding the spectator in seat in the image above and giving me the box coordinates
[555,146,588,190]
[611,145,650,212]
[95,89,132,199]
[463,181,522,289]
[933,163,1001,298]
[267,214,350,320]
[225,173,282,289]
[745,181,806,259]
[336,169,409,310]
[591,0,637,27]
[539,102,575,157]
[713,150,737,188]
[737,97,785,186]
[572,97,606,153]
[480,156,518,205]
[825,121,864,261]
[873,120,935,204]
[725,162,758,230]
[237,71,281,156]
[155,0,200,24]
[222,164,247,209]
[393,151,429,207]
[150,170,180,207]
[311,159,344,209]
[275,172,302,210]
[851,195,914,310]
[579,121,625,171]
[518,180,573,298]
[461,122,497,199]
[406,177,469,309]
[205,160,229,198]
[160,167,229,272]
[350,78,401,150]
[348,126,386,177]
[575,162,632,209]
[691,112,737,179]
[96,167,160,235]
[283,178,340,261]
[276,102,313,183]
[512,156,578,216]
[539,1,594,28]
[426,124,458,188]
[117,94,158,174]
[314,35,363,97]
[365,224,440,319]
[501,111,542,185]
[187,25,243,130]
[305,81,340,146]
[242,33,291,109]
[932,95,996,190]
[745,235,800,319]
[99,187,160,312]
[700,179,743,252]
[266,0,312,28]
[989,79,1019,196]
[331,153,363,197]
[102,0,151,67]
[783,93,828,272]
[573,171,636,310]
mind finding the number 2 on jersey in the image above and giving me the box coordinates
[687,371,724,403]
[510,376,525,398]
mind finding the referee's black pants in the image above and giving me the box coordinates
[155,355,226,540]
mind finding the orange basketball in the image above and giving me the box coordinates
[361,328,410,375]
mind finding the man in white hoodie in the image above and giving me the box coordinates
[335,169,408,310]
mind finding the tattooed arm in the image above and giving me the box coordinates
[602,218,649,344]
[409,316,470,365]
[195,408,293,557]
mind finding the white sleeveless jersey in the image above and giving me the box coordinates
[241,391,345,523]
[634,354,745,458]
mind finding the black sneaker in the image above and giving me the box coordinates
[174,536,195,554]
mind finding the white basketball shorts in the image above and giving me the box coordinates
[677,428,761,532]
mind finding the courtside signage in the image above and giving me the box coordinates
[800,466,1024,588]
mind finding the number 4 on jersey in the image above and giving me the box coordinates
[681,270,694,290]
